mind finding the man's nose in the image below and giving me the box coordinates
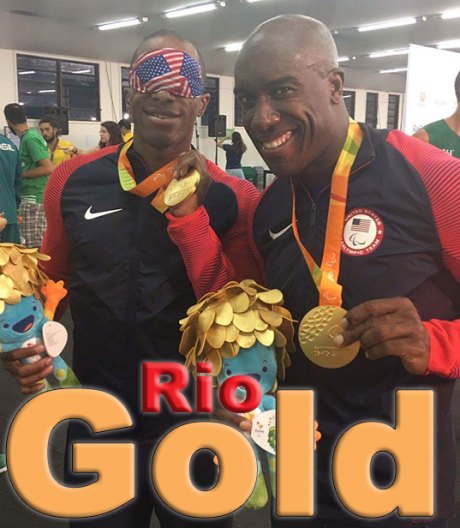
[149,89,175,102]
[252,98,280,130]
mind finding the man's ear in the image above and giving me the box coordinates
[6,120,15,134]
[329,69,345,104]
[197,92,211,117]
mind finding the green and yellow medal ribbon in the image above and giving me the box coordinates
[118,139,177,212]
[291,118,364,307]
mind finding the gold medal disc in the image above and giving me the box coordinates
[298,306,359,368]
[164,169,201,207]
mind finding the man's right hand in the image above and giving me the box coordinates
[1,344,53,394]
[168,150,212,218]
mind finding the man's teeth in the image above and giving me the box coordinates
[262,131,292,150]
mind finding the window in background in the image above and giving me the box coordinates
[201,77,219,127]
[387,94,400,130]
[234,96,243,127]
[121,67,130,118]
[343,90,356,119]
[365,92,378,128]
[17,54,100,121]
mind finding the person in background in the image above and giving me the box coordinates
[413,69,460,158]
[234,14,459,528]
[217,131,247,178]
[118,118,134,142]
[98,120,124,148]
[4,103,53,247]
[0,131,22,243]
[38,117,80,167]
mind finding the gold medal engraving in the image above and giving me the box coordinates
[299,306,359,368]
[164,169,201,207]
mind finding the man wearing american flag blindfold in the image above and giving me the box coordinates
[2,29,261,528]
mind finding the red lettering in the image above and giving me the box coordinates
[219,376,262,413]
[142,363,191,413]
[196,362,213,413]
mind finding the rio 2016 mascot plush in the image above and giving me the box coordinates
[179,279,321,509]
[0,244,80,472]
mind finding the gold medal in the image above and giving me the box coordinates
[163,169,201,207]
[298,306,359,368]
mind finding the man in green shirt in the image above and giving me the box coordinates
[0,133,22,243]
[413,70,460,158]
[4,103,53,247]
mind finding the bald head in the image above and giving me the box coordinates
[236,15,338,79]
[233,14,349,183]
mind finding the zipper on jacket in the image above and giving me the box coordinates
[310,202,317,227]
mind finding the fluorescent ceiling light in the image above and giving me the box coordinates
[73,69,91,74]
[441,8,460,20]
[247,0,267,3]
[358,17,416,32]
[19,70,36,75]
[96,17,144,31]
[379,67,408,74]
[369,48,409,58]
[437,39,460,49]
[38,89,56,93]
[338,56,349,62]
[225,42,243,52]
[164,3,216,18]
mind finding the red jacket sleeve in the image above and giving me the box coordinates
[40,164,72,285]
[423,319,460,378]
[387,131,460,377]
[167,161,264,299]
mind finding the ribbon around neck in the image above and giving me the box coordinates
[290,118,364,307]
[118,139,177,212]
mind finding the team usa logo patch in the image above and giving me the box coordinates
[341,208,384,256]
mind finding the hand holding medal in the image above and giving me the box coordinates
[299,305,360,369]
[118,143,211,215]
[294,118,363,369]
[332,297,430,375]
[164,150,211,216]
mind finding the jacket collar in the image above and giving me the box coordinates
[351,123,376,176]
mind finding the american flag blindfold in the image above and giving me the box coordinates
[129,47,204,98]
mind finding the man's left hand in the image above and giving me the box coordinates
[335,297,430,375]
[168,150,211,217]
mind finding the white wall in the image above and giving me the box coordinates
[0,46,403,172]
[404,45,460,135]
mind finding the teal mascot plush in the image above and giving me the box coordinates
[179,279,295,509]
[0,244,80,472]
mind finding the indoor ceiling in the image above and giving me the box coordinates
[0,0,460,92]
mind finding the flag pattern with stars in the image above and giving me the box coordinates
[129,48,203,97]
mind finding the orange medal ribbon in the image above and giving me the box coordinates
[118,138,178,213]
[291,118,364,307]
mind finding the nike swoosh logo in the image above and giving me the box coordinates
[84,206,122,220]
[269,223,293,240]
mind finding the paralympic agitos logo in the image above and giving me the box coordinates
[6,361,434,519]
